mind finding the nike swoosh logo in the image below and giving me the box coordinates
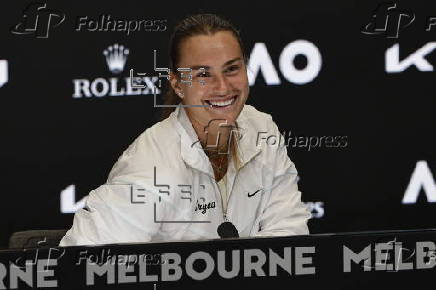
[247,189,262,197]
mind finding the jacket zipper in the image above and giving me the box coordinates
[215,179,229,222]
[211,147,259,223]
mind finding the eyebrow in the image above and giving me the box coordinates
[189,57,242,71]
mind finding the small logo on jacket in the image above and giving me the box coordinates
[195,197,216,214]
[247,188,263,197]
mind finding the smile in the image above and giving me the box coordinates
[205,95,237,108]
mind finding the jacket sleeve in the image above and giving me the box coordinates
[59,182,169,246]
[253,123,311,237]
[59,129,187,247]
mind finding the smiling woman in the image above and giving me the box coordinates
[161,14,251,181]
[59,14,310,247]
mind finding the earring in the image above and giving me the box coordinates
[178,91,184,98]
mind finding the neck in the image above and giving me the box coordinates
[187,114,233,154]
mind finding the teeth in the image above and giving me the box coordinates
[209,96,236,107]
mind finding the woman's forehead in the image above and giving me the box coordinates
[178,31,242,67]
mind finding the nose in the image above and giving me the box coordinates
[212,73,231,96]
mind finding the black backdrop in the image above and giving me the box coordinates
[0,0,434,248]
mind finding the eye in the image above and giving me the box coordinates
[224,65,240,74]
[197,70,210,77]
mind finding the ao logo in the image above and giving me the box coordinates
[247,40,322,85]
[402,161,436,204]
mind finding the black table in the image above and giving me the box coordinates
[0,229,435,289]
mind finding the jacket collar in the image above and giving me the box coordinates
[170,105,262,177]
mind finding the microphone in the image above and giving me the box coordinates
[217,221,239,238]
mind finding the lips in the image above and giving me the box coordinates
[204,95,238,108]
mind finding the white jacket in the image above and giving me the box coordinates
[60,105,310,246]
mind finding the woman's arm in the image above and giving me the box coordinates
[253,122,311,237]
[59,182,169,246]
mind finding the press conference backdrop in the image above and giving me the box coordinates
[0,0,434,248]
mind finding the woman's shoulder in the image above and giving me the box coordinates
[106,116,185,184]
[239,104,278,134]
[122,117,179,157]
[239,104,292,166]
[241,104,273,119]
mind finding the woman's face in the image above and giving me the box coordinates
[170,31,249,128]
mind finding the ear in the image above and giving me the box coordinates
[169,71,183,98]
